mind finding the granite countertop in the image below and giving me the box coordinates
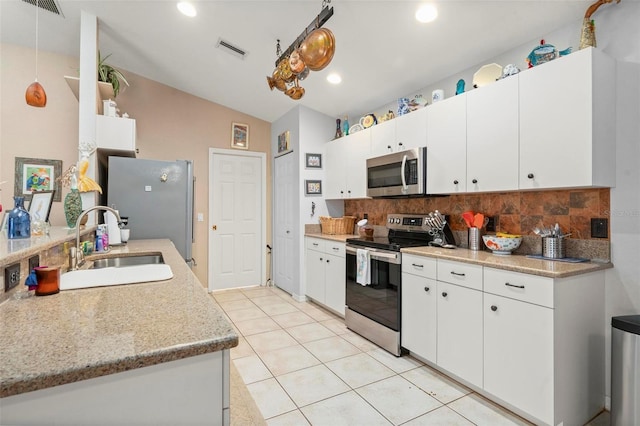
[0,239,238,398]
[305,232,356,243]
[402,246,612,278]
[0,226,95,268]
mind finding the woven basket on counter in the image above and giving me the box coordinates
[319,216,356,235]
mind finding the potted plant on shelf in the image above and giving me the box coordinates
[98,51,129,97]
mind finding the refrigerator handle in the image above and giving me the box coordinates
[191,176,196,243]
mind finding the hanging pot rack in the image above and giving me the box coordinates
[274,4,334,67]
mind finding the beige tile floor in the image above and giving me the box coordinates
[213,286,609,426]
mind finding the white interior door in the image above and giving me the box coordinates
[273,152,295,294]
[209,149,265,291]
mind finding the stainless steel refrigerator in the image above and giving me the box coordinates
[107,157,194,264]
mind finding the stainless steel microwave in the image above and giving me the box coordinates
[366,147,427,197]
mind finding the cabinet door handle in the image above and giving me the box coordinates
[312,243,319,246]
[326,259,330,263]
[319,257,323,261]
[387,145,392,151]
[424,286,430,292]
[398,142,404,148]
[491,305,498,312]
[505,282,525,289]
[527,173,535,179]
[332,247,339,251]
[412,263,424,268]
[472,179,478,184]
[450,271,465,277]
[453,180,459,185]
[442,292,448,297]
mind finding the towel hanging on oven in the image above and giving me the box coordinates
[356,248,371,286]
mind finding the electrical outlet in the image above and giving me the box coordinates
[29,255,40,271]
[591,218,608,238]
[4,263,21,292]
[486,217,496,232]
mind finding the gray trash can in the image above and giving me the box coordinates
[611,315,640,426]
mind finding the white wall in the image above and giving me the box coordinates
[362,2,640,404]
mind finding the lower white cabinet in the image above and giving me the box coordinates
[483,292,553,424]
[305,237,346,316]
[401,256,605,426]
[436,281,483,388]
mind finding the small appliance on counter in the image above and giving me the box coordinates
[345,213,456,356]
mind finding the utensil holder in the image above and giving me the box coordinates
[468,227,482,251]
[543,237,565,259]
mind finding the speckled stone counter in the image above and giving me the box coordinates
[402,246,612,278]
[0,239,238,398]
[305,232,356,242]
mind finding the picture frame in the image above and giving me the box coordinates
[305,179,322,196]
[1,212,8,233]
[14,157,62,202]
[305,153,322,169]
[28,190,55,222]
[277,130,290,154]
[231,122,249,150]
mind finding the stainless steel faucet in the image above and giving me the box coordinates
[68,205,122,271]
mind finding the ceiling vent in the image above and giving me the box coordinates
[22,0,64,16]
[216,38,248,60]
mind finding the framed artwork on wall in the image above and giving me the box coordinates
[231,122,249,149]
[14,157,62,202]
[305,180,322,196]
[28,190,55,222]
[305,153,322,169]
[277,130,290,154]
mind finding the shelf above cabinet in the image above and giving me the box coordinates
[64,76,115,114]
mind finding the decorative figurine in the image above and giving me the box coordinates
[335,118,343,139]
[343,115,350,136]
[456,79,465,95]
[580,0,620,50]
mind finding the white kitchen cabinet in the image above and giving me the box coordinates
[426,94,467,194]
[369,108,427,157]
[96,114,136,152]
[466,75,519,192]
[436,280,483,388]
[325,130,370,199]
[519,47,616,189]
[304,237,345,316]
[401,267,437,362]
[483,292,554,424]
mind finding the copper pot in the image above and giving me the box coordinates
[289,50,306,74]
[285,79,305,100]
[298,28,335,71]
[277,57,295,83]
[266,69,286,92]
[297,66,310,81]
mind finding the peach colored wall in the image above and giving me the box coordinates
[1,43,272,287]
[345,188,610,240]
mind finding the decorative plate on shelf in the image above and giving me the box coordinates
[472,63,502,88]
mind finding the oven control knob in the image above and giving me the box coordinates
[388,217,394,224]
[395,218,401,224]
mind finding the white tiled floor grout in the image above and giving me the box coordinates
[214,286,609,426]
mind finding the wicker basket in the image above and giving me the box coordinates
[319,216,356,235]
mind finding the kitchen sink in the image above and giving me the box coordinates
[60,253,173,291]
[91,254,164,269]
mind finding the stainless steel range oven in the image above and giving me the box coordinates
[345,213,454,356]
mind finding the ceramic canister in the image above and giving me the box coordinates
[432,89,444,103]
[35,267,60,296]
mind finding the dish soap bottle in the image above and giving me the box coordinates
[343,115,350,136]
[7,196,31,239]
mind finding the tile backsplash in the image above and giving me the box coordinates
[345,188,611,260]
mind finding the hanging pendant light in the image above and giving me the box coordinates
[25,0,47,107]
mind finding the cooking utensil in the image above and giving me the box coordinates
[473,213,485,228]
[288,50,306,74]
[298,28,335,71]
[462,211,474,228]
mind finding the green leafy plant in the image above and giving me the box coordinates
[98,51,129,97]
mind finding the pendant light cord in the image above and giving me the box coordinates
[35,0,39,81]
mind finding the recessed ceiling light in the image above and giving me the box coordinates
[327,73,342,84]
[177,2,197,17]
[416,4,438,23]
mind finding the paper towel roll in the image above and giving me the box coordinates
[104,211,122,245]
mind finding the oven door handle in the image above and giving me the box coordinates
[346,245,401,264]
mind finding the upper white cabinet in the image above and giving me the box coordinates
[370,108,428,157]
[426,94,467,194]
[325,130,370,199]
[466,76,519,192]
[96,115,136,152]
[519,47,616,189]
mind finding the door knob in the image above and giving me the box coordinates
[212,225,217,231]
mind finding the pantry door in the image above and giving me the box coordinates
[209,149,266,290]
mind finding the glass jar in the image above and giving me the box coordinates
[7,196,31,239]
